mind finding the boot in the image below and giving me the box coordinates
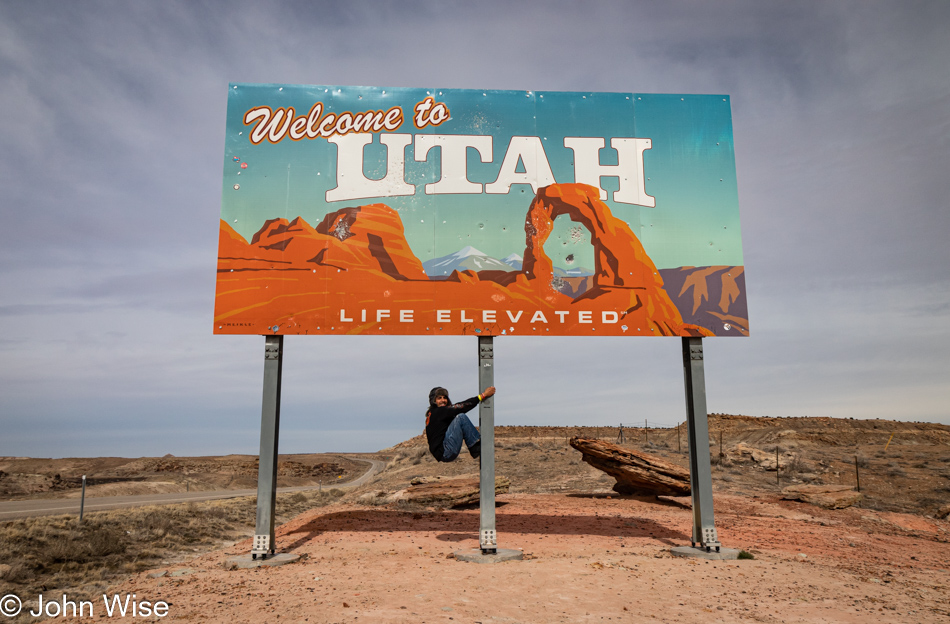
[469,441,481,459]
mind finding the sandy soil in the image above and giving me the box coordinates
[10,418,950,623]
[80,491,950,624]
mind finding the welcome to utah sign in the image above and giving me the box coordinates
[214,85,748,338]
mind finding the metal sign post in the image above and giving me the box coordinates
[477,336,497,554]
[252,335,283,559]
[682,337,721,552]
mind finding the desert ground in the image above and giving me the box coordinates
[0,453,368,500]
[1,415,949,623]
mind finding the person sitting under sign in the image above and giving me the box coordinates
[425,386,495,462]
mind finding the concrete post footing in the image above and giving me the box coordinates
[454,548,523,563]
[225,553,300,569]
[670,546,741,560]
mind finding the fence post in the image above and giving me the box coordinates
[79,475,86,522]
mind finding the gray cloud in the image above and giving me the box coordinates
[1,0,947,457]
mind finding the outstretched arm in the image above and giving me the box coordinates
[448,387,497,414]
[479,386,496,400]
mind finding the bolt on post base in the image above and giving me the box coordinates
[251,534,274,559]
[691,527,721,553]
[480,528,497,554]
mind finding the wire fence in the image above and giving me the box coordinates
[491,417,950,516]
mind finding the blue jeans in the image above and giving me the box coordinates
[441,413,480,461]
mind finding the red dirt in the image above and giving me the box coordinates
[88,492,950,623]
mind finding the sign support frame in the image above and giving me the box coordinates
[682,337,721,552]
[243,333,727,557]
[252,334,283,559]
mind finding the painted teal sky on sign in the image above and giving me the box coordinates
[221,85,743,269]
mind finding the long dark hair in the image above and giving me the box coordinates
[426,386,449,425]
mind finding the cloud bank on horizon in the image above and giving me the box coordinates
[0,1,947,457]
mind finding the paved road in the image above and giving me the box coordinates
[0,457,385,521]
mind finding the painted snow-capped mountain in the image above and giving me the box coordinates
[502,253,523,270]
[498,251,592,276]
[422,247,595,278]
[554,266,594,277]
[422,246,515,277]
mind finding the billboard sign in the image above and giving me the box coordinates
[215,85,748,337]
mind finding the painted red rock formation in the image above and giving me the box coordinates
[222,205,426,280]
[214,184,714,336]
[520,184,706,336]
[660,266,749,336]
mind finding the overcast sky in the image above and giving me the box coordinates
[1,1,948,458]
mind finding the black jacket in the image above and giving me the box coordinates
[425,387,480,461]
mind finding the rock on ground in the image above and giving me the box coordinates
[728,442,797,471]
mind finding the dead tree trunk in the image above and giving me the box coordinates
[570,437,691,495]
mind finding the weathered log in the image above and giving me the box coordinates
[781,484,862,509]
[569,437,691,495]
[394,474,510,508]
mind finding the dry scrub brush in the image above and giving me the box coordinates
[0,489,343,623]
